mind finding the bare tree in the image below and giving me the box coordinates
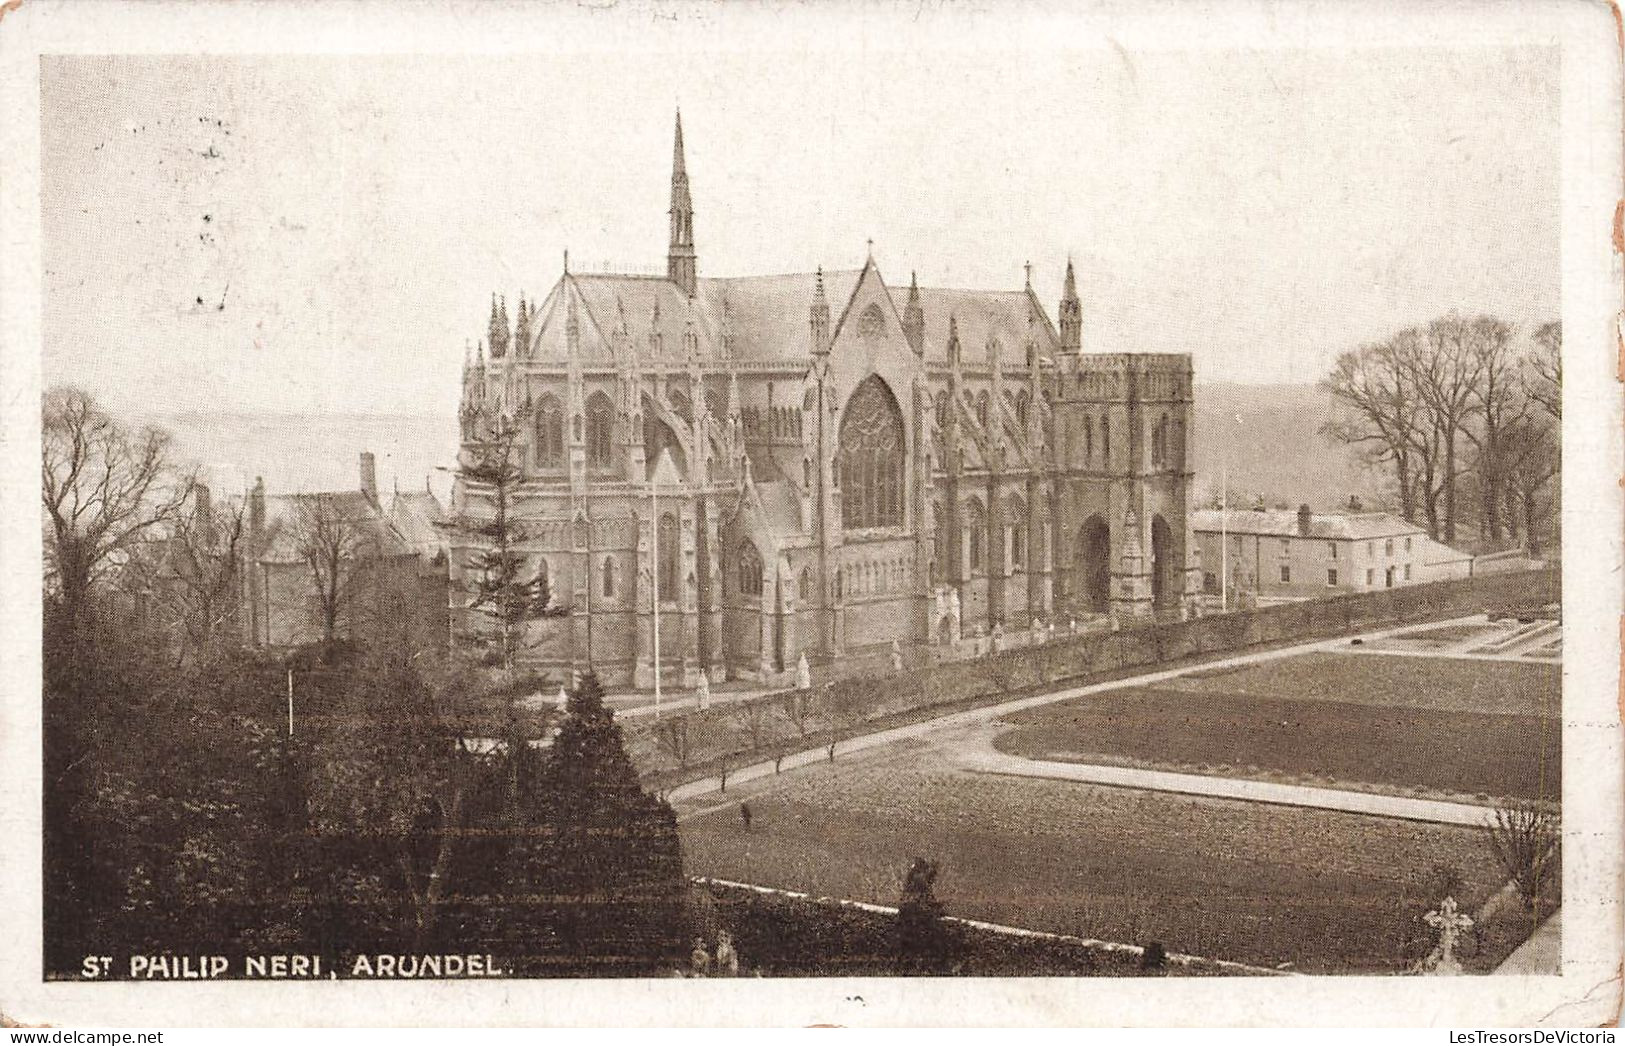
[1500,414,1560,555]
[119,484,249,666]
[652,714,695,769]
[1406,316,1487,544]
[1527,321,1562,422]
[726,694,774,753]
[778,686,821,740]
[1321,338,1427,526]
[292,493,379,644]
[1460,316,1522,542]
[41,387,190,652]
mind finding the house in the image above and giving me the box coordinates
[1191,504,1470,606]
[243,452,449,657]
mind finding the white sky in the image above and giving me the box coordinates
[40,39,1558,418]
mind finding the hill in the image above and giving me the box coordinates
[1192,382,1384,511]
[139,383,1378,513]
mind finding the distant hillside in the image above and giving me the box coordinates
[1192,383,1385,511]
[151,411,459,502]
[142,386,1379,513]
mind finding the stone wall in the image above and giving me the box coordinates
[631,567,1559,783]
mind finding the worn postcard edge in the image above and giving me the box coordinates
[0,0,1619,1028]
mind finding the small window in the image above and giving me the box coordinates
[1405,536,1413,552]
[1385,538,1394,556]
[1327,568,1338,586]
[1279,539,1290,556]
[1365,568,1375,586]
[1404,563,1413,581]
[1279,565,1291,583]
[738,544,763,598]
[1327,542,1338,559]
[601,556,615,598]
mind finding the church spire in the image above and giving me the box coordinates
[903,270,925,356]
[1058,257,1082,353]
[667,109,697,296]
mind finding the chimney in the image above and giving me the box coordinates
[1297,503,1312,537]
[359,451,378,505]
[249,477,265,538]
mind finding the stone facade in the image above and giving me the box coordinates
[451,112,1199,687]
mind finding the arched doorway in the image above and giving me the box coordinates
[1078,514,1111,613]
[1151,514,1175,610]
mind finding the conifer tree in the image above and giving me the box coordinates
[447,406,565,670]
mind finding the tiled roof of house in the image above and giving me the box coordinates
[256,491,415,564]
[1191,509,1427,542]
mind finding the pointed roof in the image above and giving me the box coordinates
[669,109,692,219]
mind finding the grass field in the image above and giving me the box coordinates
[679,746,1520,974]
[1163,651,1558,717]
[993,686,1560,804]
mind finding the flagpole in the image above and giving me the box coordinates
[1220,460,1228,613]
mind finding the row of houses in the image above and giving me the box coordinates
[1191,504,1474,606]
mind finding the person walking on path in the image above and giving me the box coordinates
[739,801,753,831]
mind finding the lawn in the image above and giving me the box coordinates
[1164,651,1558,718]
[679,748,1525,974]
[992,684,1560,804]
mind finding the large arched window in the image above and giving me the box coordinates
[976,391,989,428]
[737,543,763,599]
[965,498,986,574]
[601,555,615,599]
[839,375,906,531]
[534,394,564,469]
[1083,416,1093,460]
[658,513,679,599]
[585,392,614,469]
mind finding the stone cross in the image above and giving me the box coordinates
[1422,896,1473,975]
[796,651,812,690]
[696,673,711,710]
[890,639,904,672]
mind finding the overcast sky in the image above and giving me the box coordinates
[40,38,1558,418]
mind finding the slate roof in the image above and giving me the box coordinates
[512,266,1056,366]
[387,490,447,557]
[256,491,416,565]
[915,286,1059,365]
[1191,509,1427,542]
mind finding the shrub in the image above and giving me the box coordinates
[1486,804,1558,910]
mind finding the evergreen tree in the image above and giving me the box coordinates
[447,406,565,670]
[538,670,687,969]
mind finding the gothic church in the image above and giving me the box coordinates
[453,112,1199,687]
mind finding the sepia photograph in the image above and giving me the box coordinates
[1,0,1620,1029]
